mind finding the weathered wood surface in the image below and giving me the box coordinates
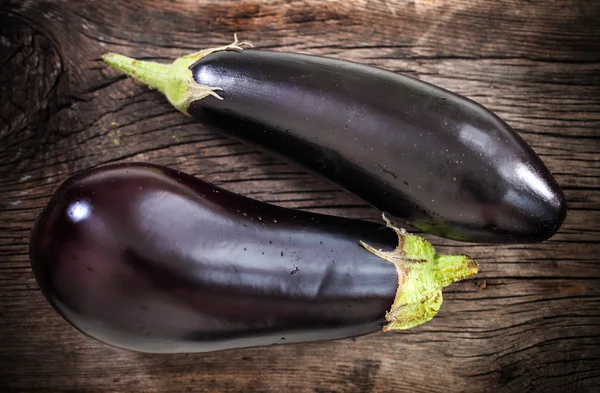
[1,0,599,392]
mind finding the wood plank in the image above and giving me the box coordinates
[1,0,599,392]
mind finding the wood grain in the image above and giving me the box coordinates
[1,0,599,392]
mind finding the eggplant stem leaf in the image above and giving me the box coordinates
[102,34,253,114]
[182,33,253,62]
[360,213,478,331]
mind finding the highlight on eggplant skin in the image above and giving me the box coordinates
[29,162,478,354]
[103,35,567,244]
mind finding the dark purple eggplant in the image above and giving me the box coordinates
[103,36,567,244]
[29,162,477,354]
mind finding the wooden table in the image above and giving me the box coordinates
[1,1,599,392]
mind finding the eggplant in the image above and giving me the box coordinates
[29,162,477,354]
[103,36,567,244]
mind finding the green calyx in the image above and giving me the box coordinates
[102,34,253,115]
[360,215,478,331]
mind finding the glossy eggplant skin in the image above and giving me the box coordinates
[188,49,566,244]
[29,163,400,354]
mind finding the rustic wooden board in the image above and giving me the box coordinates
[1,0,599,392]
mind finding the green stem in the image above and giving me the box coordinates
[360,214,478,331]
[102,34,253,114]
[103,54,171,94]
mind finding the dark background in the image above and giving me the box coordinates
[1,0,599,392]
